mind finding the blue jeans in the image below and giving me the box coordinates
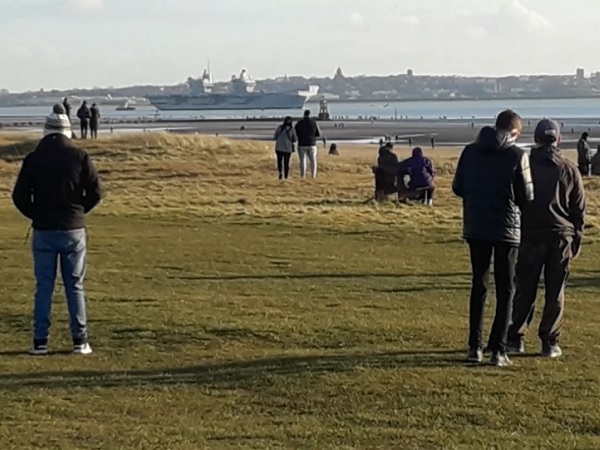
[33,229,88,342]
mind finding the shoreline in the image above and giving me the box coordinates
[2,118,598,150]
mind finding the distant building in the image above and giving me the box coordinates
[0,89,9,96]
[407,69,414,78]
[577,68,585,82]
[334,67,345,81]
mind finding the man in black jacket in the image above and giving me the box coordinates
[295,110,324,179]
[12,104,103,356]
[452,110,534,366]
[77,101,91,139]
[507,119,585,358]
[577,132,592,176]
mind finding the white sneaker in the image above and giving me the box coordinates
[542,344,562,358]
[73,343,93,355]
[491,352,513,367]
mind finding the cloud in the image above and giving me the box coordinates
[397,15,420,26]
[507,0,553,30]
[68,0,104,11]
[349,12,366,27]
[459,0,553,38]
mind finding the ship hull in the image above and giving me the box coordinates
[147,93,309,111]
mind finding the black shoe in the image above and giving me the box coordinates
[29,339,49,356]
[467,348,483,363]
[506,341,525,354]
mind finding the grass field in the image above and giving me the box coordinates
[1,133,600,449]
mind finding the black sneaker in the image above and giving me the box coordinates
[29,339,49,356]
[467,348,483,363]
[506,341,525,354]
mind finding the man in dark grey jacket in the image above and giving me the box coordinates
[453,110,534,366]
[577,132,592,176]
[507,119,585,358]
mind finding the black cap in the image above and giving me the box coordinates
[534,119,561,144]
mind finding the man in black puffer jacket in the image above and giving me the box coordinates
[453,109,534,367]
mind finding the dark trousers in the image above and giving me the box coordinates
[507,239,571,346]
[579,163,591,177]
[373,168,397,201]
[90,122,98,140]
[276,151,291,179]
[468,241,518,353]
[80,121,89,139]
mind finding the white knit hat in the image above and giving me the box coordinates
[44,104,72,138]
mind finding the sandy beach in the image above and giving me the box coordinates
[2,118,599,151]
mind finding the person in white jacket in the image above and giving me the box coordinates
[274,116,297,180]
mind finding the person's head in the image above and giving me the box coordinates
[534,119,561,146]
[82,100,87,106]
[92,103,97,108]
[495,109,522,141]
[44,104,72,139]
[303,110,311,118]
[582,131,589,141]
[63,97,68,102]
[412,147,423,158]
[283,116,293,126]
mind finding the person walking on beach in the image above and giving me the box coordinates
[273,116,297,180]
[12,104,103,355]
[506,120,585,358]
[90,103,101,140]
[452,110,534,366]
[62,97,72,121]
[577,132,592,176]
[295,110,323,179]
[77,101,91,139]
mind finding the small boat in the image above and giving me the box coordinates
[115,101,136,111]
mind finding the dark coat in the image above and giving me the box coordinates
[12,134,103,230]
[295,117,322,147]
[452,126,534,245]
[522,145,585,243]
[397,147,434,189]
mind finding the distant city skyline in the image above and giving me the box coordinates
[1,0,599,91]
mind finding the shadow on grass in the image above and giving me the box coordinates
[0,349,469,391]
[161,272,470,282]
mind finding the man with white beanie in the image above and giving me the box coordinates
[12,104,103,355]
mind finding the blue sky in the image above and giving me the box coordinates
[0,0,598,91]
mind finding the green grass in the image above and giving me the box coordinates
[0,134,600,449]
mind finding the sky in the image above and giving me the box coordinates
[1,0,599,92]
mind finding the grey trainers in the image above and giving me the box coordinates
[541,343,562,358]
[506,341,525,354]
[490,352,513,367]
[467,348,483,363]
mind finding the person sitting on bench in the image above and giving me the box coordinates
[372,142,399,202]
[397,147,435,205]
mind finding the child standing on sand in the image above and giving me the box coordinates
[274,116,297,180]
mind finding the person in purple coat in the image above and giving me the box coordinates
[397,147,435,205]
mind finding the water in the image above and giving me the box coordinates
[1,97,600,121]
